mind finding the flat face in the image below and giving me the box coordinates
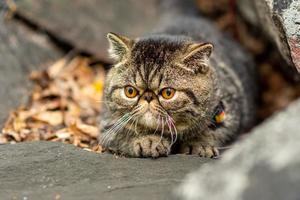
[105,35,214,133]
[16,0,162,62]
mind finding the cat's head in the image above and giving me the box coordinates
[104,32,215,133]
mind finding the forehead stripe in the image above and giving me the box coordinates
[180,89,200,106]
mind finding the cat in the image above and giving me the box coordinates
[99,16,257,158]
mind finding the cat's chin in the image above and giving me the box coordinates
[139,111,158,129]
[138,112,191,131]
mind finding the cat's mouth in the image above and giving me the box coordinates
[137,107,174,131]
[128,102,178,132]
[139,111,158,129]
[134,103,164,130]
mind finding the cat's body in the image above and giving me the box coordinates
[100,15,257,158]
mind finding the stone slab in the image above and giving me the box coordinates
[238,0,300,77]
[0,141,211,200]
[14,0,161,63]
[177,98,300,200]
[0,17,62,127]
[14,0,198,63]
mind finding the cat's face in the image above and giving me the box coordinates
[104,33,215,133]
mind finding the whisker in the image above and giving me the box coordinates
[131,105,143,115]
[134,117,139,135]
[101,108,143,146]
[128,117,136,131]
[153,115,163,148]
[160,116,170,152]
[161,117,165,139]
[168,115,178,144]
[101,114,131,145]
[124,117,137,136]
[153,105,168,115]
[102,114,130,136]
[95,100,112,103]
[94,100,112,108]
[153,114,161,135]
[104,116,133,144]
[166,116,174,147]
[106,113,142,138]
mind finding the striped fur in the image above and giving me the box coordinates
[99,17,257,158]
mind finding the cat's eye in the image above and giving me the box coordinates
[124,86,138,98]
[161,88,176,99]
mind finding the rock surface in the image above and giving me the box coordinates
[14,0,197,63]
[0,141,210,200]
[14,0,162,63]
[238,0,300,77]
[177,98,300,200]
[0,17,62,127]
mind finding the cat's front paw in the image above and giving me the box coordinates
[180,143,219,158]
[132,136,170,158]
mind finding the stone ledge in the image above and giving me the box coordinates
[177,99,300,200]
[0,141,211,200]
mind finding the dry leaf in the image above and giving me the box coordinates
[73,122,99,138]
[1,56,105,152]
[32,111,64,126]
[47,58,67,78]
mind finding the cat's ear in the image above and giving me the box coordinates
[107,32,132,61]
[181,43,213,74]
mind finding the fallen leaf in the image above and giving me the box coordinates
[32,111,63,126]
[1,56,104,152]
[73,122,99,138]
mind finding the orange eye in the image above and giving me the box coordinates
[124,86,138,98]
[161,88,176,99]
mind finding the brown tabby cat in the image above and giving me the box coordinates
[99,16,257,158]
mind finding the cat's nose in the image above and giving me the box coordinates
[143,92,154,103]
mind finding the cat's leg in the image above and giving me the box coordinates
[179,96,242,158]
[130,135,171,158]
[104,131,171,158]
[179,106,240,158]
[179,132,220,158]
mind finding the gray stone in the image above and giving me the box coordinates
[0,141,210,200]
[176,98,300,200]
[14,0,162,63]
[238,0,300,77]
[0,17,62,127]
[14,0,197,63]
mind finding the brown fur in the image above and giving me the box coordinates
[99,17,257,158]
